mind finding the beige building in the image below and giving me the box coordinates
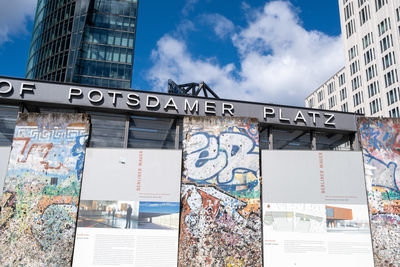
[306,0,400,117]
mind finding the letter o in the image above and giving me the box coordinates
[88,90,104,103]
[0,80,13,94]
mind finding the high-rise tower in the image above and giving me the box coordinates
[306,0,400,117]
[26,0,138,89]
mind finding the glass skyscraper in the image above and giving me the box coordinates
[26,0,138,89]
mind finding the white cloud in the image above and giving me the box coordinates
[175,19,196,38]
[201,14,235,39]
[182,0,200,16]
[241,2,251,11]
[148,35,238,96]
[0,0,36,45]
[148,1,344,106]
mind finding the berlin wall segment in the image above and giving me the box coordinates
[0,113,90,266]
[0,77,358,132]
[358,118,400,267]
[179,117,262,266]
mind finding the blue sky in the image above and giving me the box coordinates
[0,0,344,106]
[139,201,180,214]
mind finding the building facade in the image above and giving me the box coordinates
[25,0,138,89]
[306,68,349,113]
[306,0,400,117]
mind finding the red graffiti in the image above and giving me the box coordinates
[13,137,68,171]
[198,189,220,220]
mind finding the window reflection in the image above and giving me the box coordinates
[71,0,137,88]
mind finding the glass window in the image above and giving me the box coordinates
[100,32,107,44]
[87,60,95,75]
[120,53,126,63]
[116,17,123,27]
[128,116,181,149]
[316,132,351,150]
[122,81,130,88]
[88,112,126,148]
[125,67,131,79]
[106,47,113,61]
[96,62,104,76]
[0,105,19,146]
[272,128,311,150]
[121,37,128,47]
[123,17,130,28]
[101,78,110,87]
[118,64,125,78]
[103,63,111,77]
[107,35,114,45]
[91,48,97,60]
[259,127,270,149]
[110,16,116,25]
[110,80,117,88]
[98,46,105,60]
[93,32,100,43]
[110,64,118,78]
[113,51,119,62]
[116,36,122,46]
[95,78,101,86]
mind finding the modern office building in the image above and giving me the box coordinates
[306,0,400,117]
[25,0,138,89]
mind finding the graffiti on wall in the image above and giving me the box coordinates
[179,117,262,266]
[0,113,89,266]
[358,118,400,266]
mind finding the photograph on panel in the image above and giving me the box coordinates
[263,203,326,233]
[138,201,180,230]
[326,204,370,233]
[78,200,139,229]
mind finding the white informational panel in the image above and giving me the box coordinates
[262,151,374,267]
[72,149,182,267]
[0,146,11,197]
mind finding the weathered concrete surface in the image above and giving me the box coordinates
[0,113,90,266]
[178,117,262,266]
[358,118,400,267]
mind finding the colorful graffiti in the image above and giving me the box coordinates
[358,118,400,267]
[0,113,89,266]
[179,117,262,266]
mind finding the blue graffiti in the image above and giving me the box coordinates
[364,149,400,192]
[360,121,395,151]
[72,135,88,180]
[184,130,259,188]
